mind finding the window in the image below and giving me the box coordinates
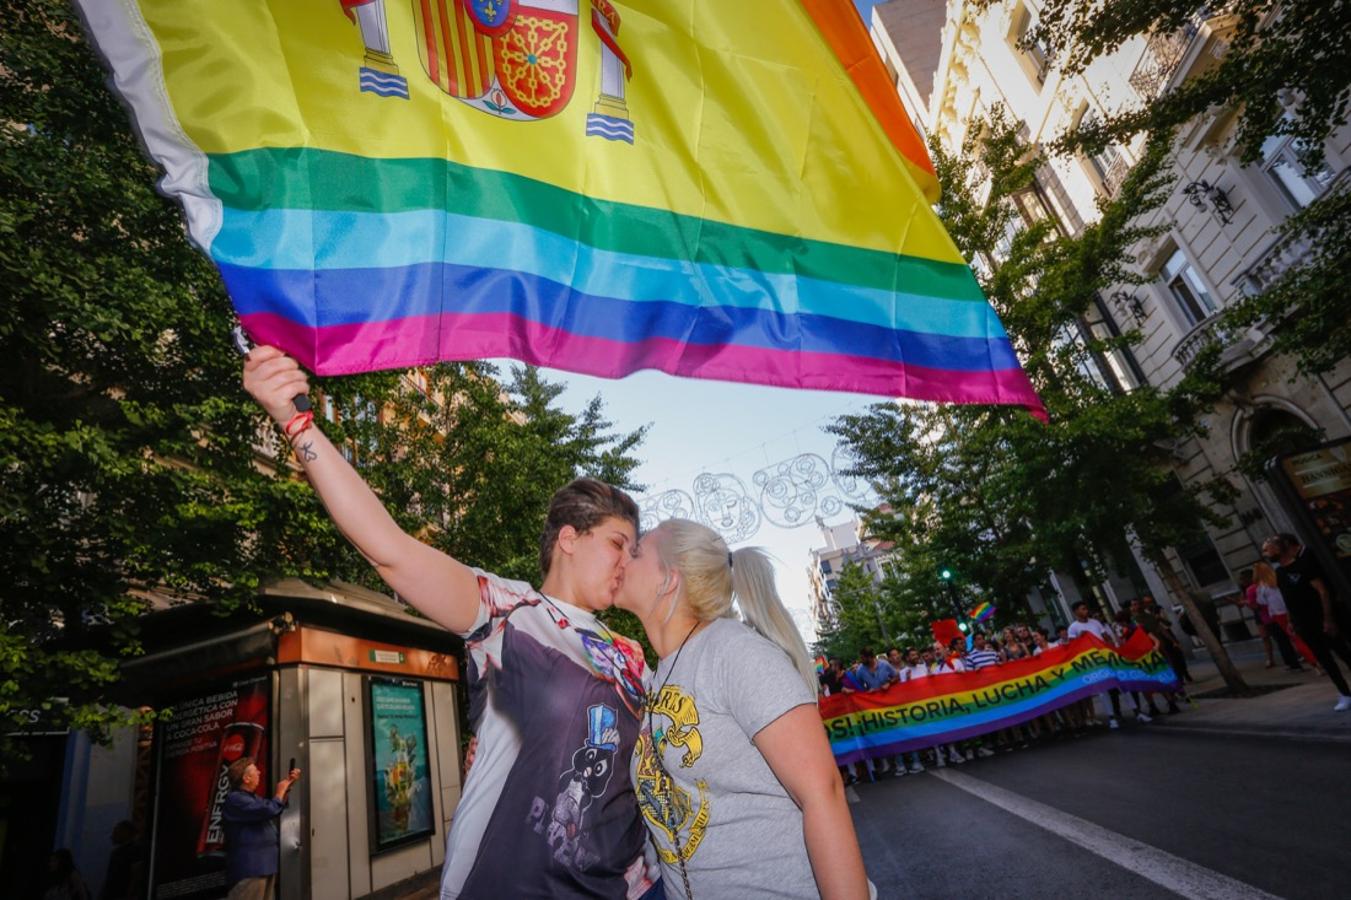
[1160,248,1216,326]
[1078,111,1127,196]
[1261,133,1334,210]
[826,579,839,594]
[1082,297,1144,392]
[1179,537,1229,587]
[1010,3,1050,85]
[819,559,833,575]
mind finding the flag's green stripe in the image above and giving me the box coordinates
[206,147,985,303]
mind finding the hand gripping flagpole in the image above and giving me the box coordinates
[235,322,316,421]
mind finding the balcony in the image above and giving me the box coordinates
[1101,154,1131,197]
[1172,311,1271,374]
[1128,7,1221,100]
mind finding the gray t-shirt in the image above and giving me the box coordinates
[630,617,818,899]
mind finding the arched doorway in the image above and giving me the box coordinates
[1232,400,1323,535]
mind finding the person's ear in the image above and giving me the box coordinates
[556,524,579,560]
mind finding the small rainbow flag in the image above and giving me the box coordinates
[75,0,1044,414]
[969,601,995,623]
[814,655,827,675]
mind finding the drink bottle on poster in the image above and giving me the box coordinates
[196,721,265,857]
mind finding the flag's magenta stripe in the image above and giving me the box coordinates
[217,262,1023,372]
[238,311,1044,409]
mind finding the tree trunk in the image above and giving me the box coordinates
[1152,553,1249,694]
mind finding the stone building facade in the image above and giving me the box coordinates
[871,0,1351,624]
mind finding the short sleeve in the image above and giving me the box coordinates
[460,568,540,639]
[722,629,816,740]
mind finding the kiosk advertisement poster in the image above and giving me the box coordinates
[151,675,269,899]
[367,676,433,851]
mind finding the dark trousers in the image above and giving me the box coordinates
[1292,620,1351,696]
[1265,621,1301,669]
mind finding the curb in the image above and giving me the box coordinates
[1150,720,1351,744]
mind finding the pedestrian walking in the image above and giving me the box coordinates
[1263,534,1351,711]
[1240,565,1305,671]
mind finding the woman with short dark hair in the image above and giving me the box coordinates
[242,349,655,899]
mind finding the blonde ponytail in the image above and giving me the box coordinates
[654,519,815,693]
[730,546,816,693]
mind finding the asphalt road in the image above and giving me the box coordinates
[850,724,1351,900]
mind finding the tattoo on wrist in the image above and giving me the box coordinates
[298,440,317,462]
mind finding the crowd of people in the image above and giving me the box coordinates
[818,597,1194,785]
[819,531,1351,788]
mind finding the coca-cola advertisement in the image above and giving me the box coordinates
[150,675,270,899]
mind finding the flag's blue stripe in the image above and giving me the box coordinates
[217,261,1023,372]
[211,207,1007,341]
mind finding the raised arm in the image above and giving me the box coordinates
[243,346,480,633]
[755,705,870,900]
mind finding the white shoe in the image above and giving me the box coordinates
[977,746,996,758]
[1108,717,1120,730]
[1136,711,1153,723]
[892,765,907,777]
[908,762,925,774]
[933,752,946,768]
[1334,696,1351,712]
[949,749,966,765]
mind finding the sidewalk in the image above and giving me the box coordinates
[1150,639,1351,742]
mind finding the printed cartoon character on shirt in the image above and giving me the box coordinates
[634,684,710,864]
[545,704,620,866]
[577,628,647,716]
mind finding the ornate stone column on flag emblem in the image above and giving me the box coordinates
[342,0,409,98]
[586,0,634,143]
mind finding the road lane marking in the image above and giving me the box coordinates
[929,768,1283,900]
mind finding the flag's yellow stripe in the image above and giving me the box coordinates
[139,0,963,264]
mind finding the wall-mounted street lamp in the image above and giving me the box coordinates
[1109,290,1149,327]
[1182,180,1234,225]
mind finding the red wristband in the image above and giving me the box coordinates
[284,410,314,442]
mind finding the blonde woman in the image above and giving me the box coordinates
[1251,561,1319,672]
[616,518,870,900]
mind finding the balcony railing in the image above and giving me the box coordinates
[1101,154,1131,197]
[1173,312,1236,368]
[1128,7,1224,99]
[1173,310,1273,374]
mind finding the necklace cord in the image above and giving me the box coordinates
[646,619,701,899]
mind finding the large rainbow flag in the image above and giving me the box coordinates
[76,0,1043,413]
[820,633,1178,764]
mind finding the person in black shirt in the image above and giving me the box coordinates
[1263,533,1351,711]
[818,657,851,696]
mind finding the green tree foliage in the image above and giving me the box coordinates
[814,563,887,663]
[1017,0,1351,373]
[0,0,647,761]
[829,108,1250,689]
